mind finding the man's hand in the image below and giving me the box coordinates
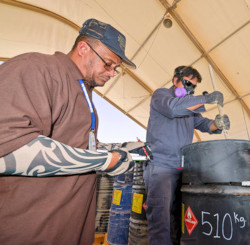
[122,141,152,159]
[121,142,145,154]
[104,148,134,176]
[214,114,230,130]
[205,91,224,107]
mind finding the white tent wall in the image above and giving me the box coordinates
[0,2,78,57]
[0,0,249,141]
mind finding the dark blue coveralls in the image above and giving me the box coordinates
[144,86,221,245]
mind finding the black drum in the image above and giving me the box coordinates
[129,217,148,245]
[181,139,250,184]
[131,185,147,221]
[133,162,144,185]
[181,185,250,245]
[180,139,250,245]
[95,173,114,233]
[129,161,148,245]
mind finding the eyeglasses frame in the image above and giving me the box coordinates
[86,43,120,75]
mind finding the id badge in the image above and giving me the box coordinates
[89,130,96,151]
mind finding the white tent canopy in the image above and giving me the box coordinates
[0,0,249,142]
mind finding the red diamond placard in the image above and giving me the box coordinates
[184,206,198,235]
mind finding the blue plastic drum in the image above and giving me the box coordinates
[107,212,131,245]
[114,170,134,184]
[110,182,133,213]
[107,173,134,245]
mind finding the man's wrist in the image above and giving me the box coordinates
[106,151,120,169]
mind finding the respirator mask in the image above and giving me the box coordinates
[175,78,196,97]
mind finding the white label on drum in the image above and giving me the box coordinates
[242,181,250,186]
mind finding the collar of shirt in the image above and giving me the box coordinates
[54,52,94,90]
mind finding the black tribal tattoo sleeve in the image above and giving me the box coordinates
[0,135,112,177]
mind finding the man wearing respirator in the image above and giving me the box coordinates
[144,66,230,245]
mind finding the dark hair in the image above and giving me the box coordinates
[173,66,202,83]
[71,35,100,51]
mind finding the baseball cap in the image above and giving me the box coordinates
[79,18,136,69]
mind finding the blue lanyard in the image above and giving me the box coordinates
[78,80,95,131]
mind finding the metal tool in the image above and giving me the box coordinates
[208,65,228,138]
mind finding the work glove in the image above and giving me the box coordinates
[204,91,224,107]
[104,148,134,176]
[121,141,152,159]
[214,114,230,130]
